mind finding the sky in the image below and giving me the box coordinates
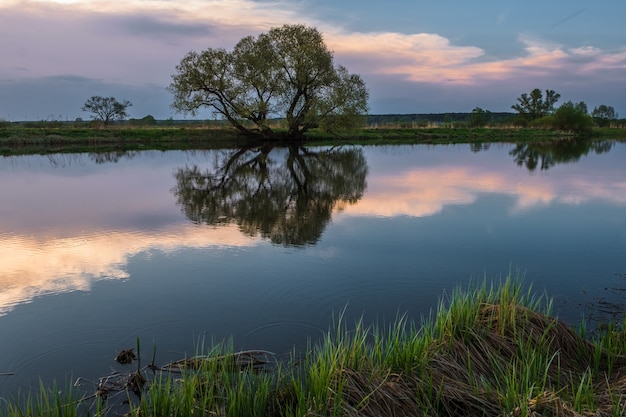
[1,0,625,121]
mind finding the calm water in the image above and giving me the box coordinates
[1,141,625,398]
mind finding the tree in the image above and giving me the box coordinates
[511,88,560,120]
[168,24,369,140]
[82,96,132,126]
[468,107,490,127]
[572,101,588,115]
[591,105,618,127]
[128,114,157,127]
[549,102,593,133]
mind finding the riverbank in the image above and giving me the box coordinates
[1,125,625,155]
[4,277,626,416]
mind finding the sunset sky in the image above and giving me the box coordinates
[1,0,625,121]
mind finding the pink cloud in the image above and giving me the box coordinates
[1,0,625,117]
[328,31,626,87]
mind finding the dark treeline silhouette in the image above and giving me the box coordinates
[367,112,516,126]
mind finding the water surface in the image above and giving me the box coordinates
[0,142,625,397]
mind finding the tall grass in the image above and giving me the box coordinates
[4,274,626,416]
[2,381,105,417]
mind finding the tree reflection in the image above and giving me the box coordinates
[172,144,368,246]
[509,140,614,171]
[89,150,139,164]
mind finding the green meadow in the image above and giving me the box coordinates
[1,122,625,156]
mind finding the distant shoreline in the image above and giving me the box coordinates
[1,125,625,156]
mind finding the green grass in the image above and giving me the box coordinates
[1,123,625,156]
[0,125,249,155]
[3,275,626,416]
[2,381,105,417]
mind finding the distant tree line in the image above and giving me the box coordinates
[367,89,620,133]
[508,88,619,132]
[366,112,515,127]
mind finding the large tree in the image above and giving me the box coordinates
[82,96,132,126]
[511,88,560,120]
[168,24,369,140]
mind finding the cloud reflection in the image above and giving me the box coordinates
[0,224,257,316]
[1,148,625,315]
[341,164,626,218]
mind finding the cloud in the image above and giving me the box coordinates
[329,31,626,87]
[327,32,485,83]
[1,0,625,118]
[114,15,214,38]
[326,30,626,113]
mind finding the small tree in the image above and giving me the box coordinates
[468,107,490,127]
[591,105,618,127]
[549,101,594,133]
[512,88,560,121]
[82,96,133,126]
[169,24,368,140]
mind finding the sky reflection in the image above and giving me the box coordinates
[342,161,626,218]
[0,144,624,315]
[0,224,257,315]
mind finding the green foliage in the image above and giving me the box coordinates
[528,102,593,133]
[82,96,132,126]
[592,104,618,127]
[512,88,560,120]
[128,114,157,127]
[550,102,594,133]
[169,24,369,140]
[573,101,588,114]
[468,107,490,127]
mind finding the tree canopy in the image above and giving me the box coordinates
[591,105,618,127]
[168,24,369,140]
[511,88,560,121]
[468,107,489,127]
[82,96,132,126]
[548,101,593,133]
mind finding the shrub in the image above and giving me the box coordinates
[551,104,594,133]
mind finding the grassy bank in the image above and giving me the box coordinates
[4,277,626,416]
[0,126,248,156]
[1,124,625,155]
